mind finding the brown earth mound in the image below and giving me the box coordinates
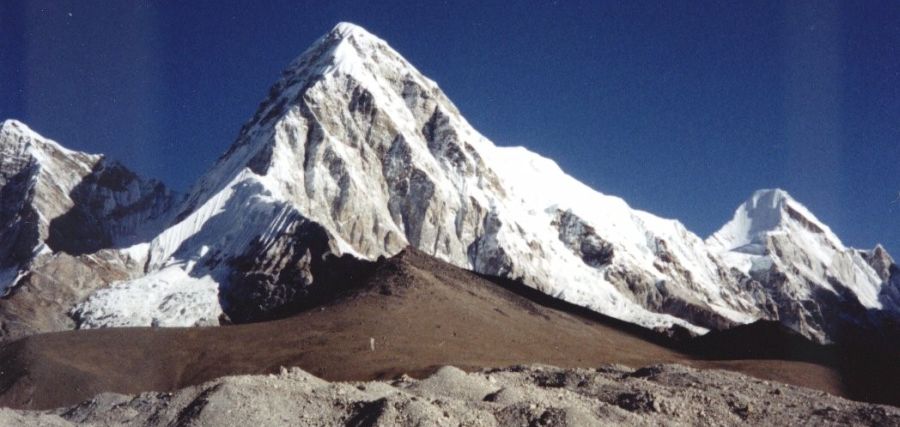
[0,248,860,410]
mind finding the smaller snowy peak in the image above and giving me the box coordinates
[1,120,101,195]
[0,119,97,162]
[1,119,42,158]
[707,188,894,341]
[1,120,180,256]
[707,189,841,253]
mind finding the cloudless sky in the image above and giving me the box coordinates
[1,1,898,254]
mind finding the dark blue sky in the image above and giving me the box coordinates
[1,1,898,254]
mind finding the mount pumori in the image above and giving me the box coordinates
[1,23,897,343]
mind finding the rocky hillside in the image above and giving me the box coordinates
[2,364,897,426]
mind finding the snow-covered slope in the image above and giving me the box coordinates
[6,23,898,343]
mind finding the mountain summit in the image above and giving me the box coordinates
[2,24,897,343]
[708,189,840,254]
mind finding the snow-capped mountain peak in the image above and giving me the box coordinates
[304,22,429,78]
[707,188,842,255]
[1,119,102,257]
[288,21,386,81]
[3,119,53,148]
[1,119,100,181]
[331,21,372,38]
[2,118,66,150]
[0,120,155,255]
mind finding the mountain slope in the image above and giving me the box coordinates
[0,120,179,339]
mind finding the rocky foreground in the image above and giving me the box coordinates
[2,364,896,426]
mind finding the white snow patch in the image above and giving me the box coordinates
[72,266,221,328]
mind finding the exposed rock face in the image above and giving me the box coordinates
[4,364,897,426]
[46,161,177,255]
[861,245,900,315]
[1,120,95,291]
[223,212,377,323]
[861,245,895,283]
[552,209,614,268]
[223,216,325,323]
[0,159,38,272]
